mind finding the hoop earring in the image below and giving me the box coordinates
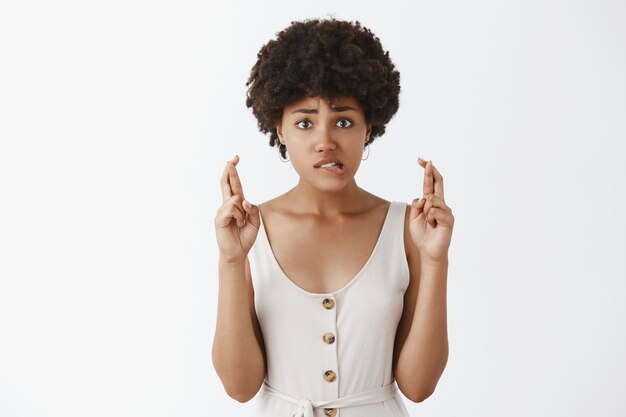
[278,144,290,162]
[361,144,370,161]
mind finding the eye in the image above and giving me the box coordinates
[337,118,353,128]
[296,119,312,129]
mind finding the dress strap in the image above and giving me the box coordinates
[261,380,399,417]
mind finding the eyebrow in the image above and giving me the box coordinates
[290,106,357,114]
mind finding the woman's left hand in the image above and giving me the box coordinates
[409,158,455,264]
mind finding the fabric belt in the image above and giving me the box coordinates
[261,380,399,417]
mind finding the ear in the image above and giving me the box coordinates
[366,123,372,142]
[276,121,284,144]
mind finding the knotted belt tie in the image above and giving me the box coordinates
[261,380,399,417]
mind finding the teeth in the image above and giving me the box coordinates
[320,162,340,168]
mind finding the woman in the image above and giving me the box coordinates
[212,18,454,417]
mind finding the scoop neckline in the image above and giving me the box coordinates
[257,201,396,297]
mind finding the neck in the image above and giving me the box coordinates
[286,177,366,218]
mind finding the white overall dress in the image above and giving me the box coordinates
[247,200,412,417]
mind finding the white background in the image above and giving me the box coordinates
[1,0,625,416]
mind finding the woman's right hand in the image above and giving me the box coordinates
[215,155,260,264]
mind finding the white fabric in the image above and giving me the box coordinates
[262,380,399,417]
[248,200,412,417]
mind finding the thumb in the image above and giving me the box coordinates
[242,199,260,228]
[410,198,425,221]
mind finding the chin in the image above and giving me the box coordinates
[310,177,353,193]
[295,165,356,190]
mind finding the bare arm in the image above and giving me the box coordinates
[393,204,449,403]
[395,261,449,402]
[212,256,266,402]
[212,155,266,402]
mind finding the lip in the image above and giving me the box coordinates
[313,157,344,168]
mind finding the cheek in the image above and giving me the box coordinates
[349,132,367,149]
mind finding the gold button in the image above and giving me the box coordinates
[323,370,336,382]
[322,298,335,309]
[324,408,337,417]
[322,332,336,344]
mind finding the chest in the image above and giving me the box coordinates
[262,214,387,294]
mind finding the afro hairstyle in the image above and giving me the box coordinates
[245,18,401,159]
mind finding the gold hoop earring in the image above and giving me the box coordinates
[278,143,290,162]
[361,144,370,161]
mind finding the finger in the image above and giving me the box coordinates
[215,197,246,228]
[426,206,438,226]
[220,162,234,202]
[425,207,454,228]
[227,157,245,200]
[422,195,433,217]
[242,199,260,230]
[418,157,445,201]
[409,198,427,221]
[430,164,445,200]
[423,195,451,226]
[231,207,245,228]
[418,158,435,196]
[228,196,246,227]
[229,194,246,226]
[424,194,448,210]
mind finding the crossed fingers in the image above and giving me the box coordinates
[220,155,245,202]
[220,155,247,226]
[419,157,444,200]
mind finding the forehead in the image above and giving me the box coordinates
[283,96,363,112]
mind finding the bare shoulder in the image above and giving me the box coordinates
[257,196,288,219]
[357,190,390,215]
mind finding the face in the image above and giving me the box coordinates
[276,96,372,191]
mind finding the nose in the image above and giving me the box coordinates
[314,125,336,152]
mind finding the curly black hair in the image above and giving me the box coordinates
[245,18,401,159]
